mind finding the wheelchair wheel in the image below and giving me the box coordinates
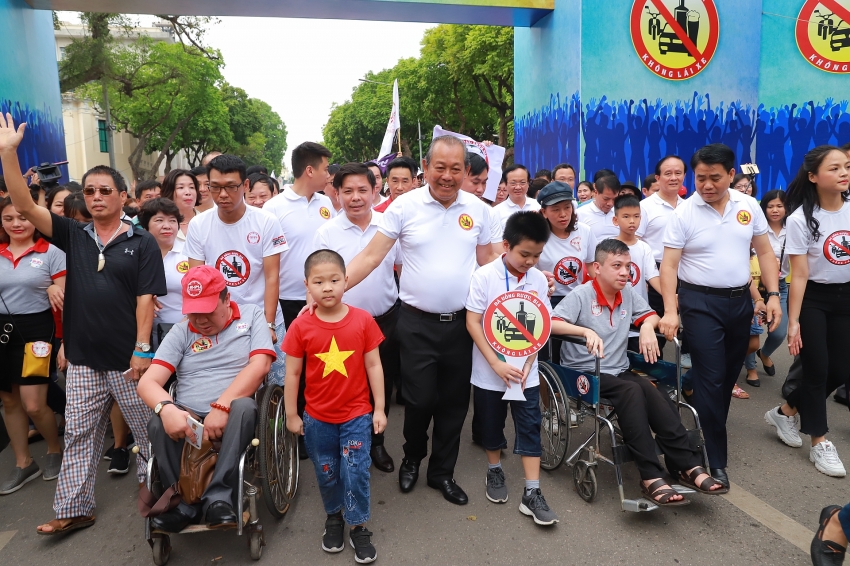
[538,362,570,471]
[259,384,299,518]
[573,460,597,503]
[249,530,264,560]
[151,534,171,566]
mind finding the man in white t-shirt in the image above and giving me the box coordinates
[184,154,288,381]
[313,163,402,474]
[494,164,541,232]
[577,175,619,241]
[263,142,335,328]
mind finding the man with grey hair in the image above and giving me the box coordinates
[345,135,500,505]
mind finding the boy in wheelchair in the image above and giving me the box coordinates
[551,239,727,506]
[138,266,276,532]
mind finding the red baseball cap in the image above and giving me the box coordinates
[182,265,226,314]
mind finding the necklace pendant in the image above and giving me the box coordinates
[97,252,105,272]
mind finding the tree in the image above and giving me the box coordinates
[220,84,288,172]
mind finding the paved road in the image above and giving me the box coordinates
[1,344,847,565]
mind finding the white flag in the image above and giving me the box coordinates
[378,79,401,159]
[432,125,505,201]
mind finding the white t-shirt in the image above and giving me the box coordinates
[156,239,188,325]
[767,226,790,279]
[537,222,596,297]
[786,202,850,285]
[577,201,618,241]
[263,187,335,300]
[314,211,401,317]
[663,190,768,287]
[378,187,495,313]
[465,257,551,392]
[183,206,288,326]
[625,239,659,338]
[636,192,683,262]
[494,197,542,232]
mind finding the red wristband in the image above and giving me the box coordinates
[210,402,230,414]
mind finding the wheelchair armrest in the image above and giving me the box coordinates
[550,333,587,346]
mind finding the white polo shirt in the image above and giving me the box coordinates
[263,186,335,300]
[314,211,401,317]
[378,187,494,313]
[156,239,188,325]
[767,226,790,279]
[786,202,850,285]
[537,222,596,297]
[663,189,768,287]
[577,201,618,241]
[636,192,684,262]
[465,257,551,392]
[494,197,542,232]
[626,239,659,301]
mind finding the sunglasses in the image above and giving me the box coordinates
[83,187,117,196]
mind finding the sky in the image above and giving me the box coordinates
[58,12,433,172]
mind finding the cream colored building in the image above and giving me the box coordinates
[55,21,191,186]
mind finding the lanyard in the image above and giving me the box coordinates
[504,259,510,292]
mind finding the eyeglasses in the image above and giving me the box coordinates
[209,184,242,194]
[508,181,529,188]
[735,183,752,191]
[83,187,116,196]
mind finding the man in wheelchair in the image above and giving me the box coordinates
[551,239,727,506]
[138,266,276,531]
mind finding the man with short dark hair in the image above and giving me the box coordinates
[324,163,342,214]
[552,164,576,189]
[201,151,222,167]
[0,114,166,536]
[533,168,552,183]
[365,161,383,195]
[461,153,489,199]
[135,180,161,202]
[494,164,541,231]
[374,158,414,213]
[578,175,620,241]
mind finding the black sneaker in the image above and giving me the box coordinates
[349,526,377,564]
[108,447,130,474]
[322,514,345,553]
[103,444,115,461]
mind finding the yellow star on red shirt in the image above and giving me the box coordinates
[315,336,355,378]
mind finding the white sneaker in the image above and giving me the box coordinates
[764,407,802,448]
[810,441,847,477]
[680,353,692,369]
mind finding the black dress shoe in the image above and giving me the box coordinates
[298,435,309,461]
[398,458,419,493]
[812,505,846,566]
[710,467,729,489]
[834,386,849,407]
[150,506,199,533]
[205,501,238,529]
[427,478,468,505]
[371,444,395,473]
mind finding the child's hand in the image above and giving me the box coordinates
[286,414,304,436]
[491,360,523,388]
[373,411,387,435]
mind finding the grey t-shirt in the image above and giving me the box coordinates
[152,302,276,415]
[552,281,655,375]
[0,240,66,314]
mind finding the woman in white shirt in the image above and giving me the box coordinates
[765,146,850,478]
[160,169,201,241]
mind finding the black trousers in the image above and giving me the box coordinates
[679,287,751,469]
[601,371,701,480]
[786,282,850,437]
[398,306,473,482]
[372,302,401,447]
[280,299,308,416]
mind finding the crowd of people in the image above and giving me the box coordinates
[1,110,850,564]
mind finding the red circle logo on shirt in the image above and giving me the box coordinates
[215,250,251,287]
[629,261,641,286]
[246,231,261,245]
[737,210,752,225]
[319,207,331,219]
[823,230,850,265]
[458,214,474,230]
[176,261,189,274]
[554,257,582,285]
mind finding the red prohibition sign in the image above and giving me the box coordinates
[630,0,720,80]
[483,291,551,357]
[796,0,850,74]
[823,230,850,265]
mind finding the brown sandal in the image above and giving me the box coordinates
[679,467,729,495]
[36,516,96,536]
[640,479,690,507]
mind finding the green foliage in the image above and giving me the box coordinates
[322,24,513,163]
[221,85,288,172]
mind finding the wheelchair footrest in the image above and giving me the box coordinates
[622,498,659,512]
[153,511,251,535]
[671,484,696,495]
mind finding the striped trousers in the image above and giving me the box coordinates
[53,364,151,519]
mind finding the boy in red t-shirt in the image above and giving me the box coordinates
[283,249,386,564]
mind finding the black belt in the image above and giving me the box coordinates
[374,300,401,323]
[678,280,750,298]
[401,302,465,322]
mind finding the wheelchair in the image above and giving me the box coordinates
[538,335,709,512]
[136,375,300,564]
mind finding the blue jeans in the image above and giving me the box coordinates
[268,321,287,385]
[745,280,788,370]
[839,503,850,539]
[303,412,372,525]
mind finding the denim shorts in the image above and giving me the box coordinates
[472,385,542,457]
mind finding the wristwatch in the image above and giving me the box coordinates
[135,341,152,353]
[267,323,276,330]
[766,292,781,299]
[154,400,174,415]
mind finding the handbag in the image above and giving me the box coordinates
[178,438,218,505]
[781,355,803,400]
[0,291,53,378]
